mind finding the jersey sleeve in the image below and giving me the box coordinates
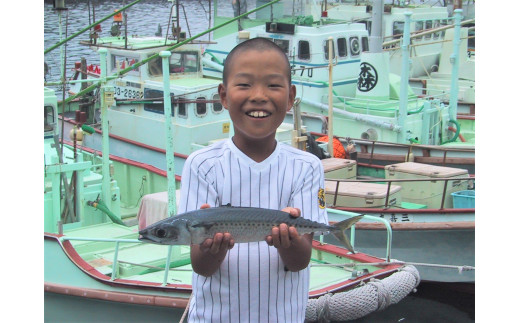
[178,152,219,214]
[290,157,328,225]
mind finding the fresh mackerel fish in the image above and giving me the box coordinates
[138,206,363,253]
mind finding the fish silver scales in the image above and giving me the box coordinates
[138,205,363,253]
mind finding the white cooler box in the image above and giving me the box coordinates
[324,181,402,208]
[384,162,470,208]
[321,158,357,180]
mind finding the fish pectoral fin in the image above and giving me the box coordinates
[190,221,216,231]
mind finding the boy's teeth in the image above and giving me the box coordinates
[249,111,268,118]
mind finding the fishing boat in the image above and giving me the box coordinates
[318,157,475,286]
[316,0,476,78]
[410,26,475,112]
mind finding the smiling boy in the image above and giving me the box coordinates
[178,37,328,322]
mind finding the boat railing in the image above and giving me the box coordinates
[330,92,446,116]
[59,208,394,282]
[342,137,475,166]
[59,236,185,285]
[326,208,394,262]
[325,176,475,210]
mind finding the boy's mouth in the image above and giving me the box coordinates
[246,111,271,118]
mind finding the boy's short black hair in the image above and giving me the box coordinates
[222,37,292,85]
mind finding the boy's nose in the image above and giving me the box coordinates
[250,85,268,102]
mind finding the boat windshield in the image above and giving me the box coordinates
[44,105,56,133]
[148,51,200,76]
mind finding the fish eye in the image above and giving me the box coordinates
[156,228,167,238]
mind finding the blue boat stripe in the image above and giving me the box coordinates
[292,79,358,88]
[205,49,360,67]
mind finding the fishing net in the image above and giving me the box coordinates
[305,265,420,322]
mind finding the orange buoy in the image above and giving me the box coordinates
[316,136,346,159]
[114,10,123,22]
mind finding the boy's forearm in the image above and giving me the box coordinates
[277,233,313,272]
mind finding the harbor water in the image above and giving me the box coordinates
[44,0,475,321]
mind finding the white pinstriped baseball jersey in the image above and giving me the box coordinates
[179,138,328,323]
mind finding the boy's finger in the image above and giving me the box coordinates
[221,233,233,249]
[271,226,281,248]
[227,238,235,249]
[211,233,228,254]
[281,207,301,218]
[200,238,213,253]
[279,224,291,248]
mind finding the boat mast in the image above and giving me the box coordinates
[98,49,115,206]
[397,12,411,143]
[159,51,177,217]
[369,0,383,52]
[448,9,463,122]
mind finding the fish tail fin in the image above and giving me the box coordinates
[331,215,364,254]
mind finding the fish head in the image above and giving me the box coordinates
[138,218,192,245]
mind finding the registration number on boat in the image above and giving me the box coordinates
[114,86,144,99]
[378,213,413,223]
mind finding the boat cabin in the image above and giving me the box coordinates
[75,36,232,153]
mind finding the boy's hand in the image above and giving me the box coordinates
[198,204,235,254]
[265,207,302,248]
[200,232,235,254]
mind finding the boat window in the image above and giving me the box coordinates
[361,36,369,52]
[44,105,55,133]
[143,88,174,116]
[212,94,223,114]
[425,20,432,39]
[177,97,187,118]
[337,38,347,58]
[349,37,360,56]
[468,28,475,56]
[298,40,310,60]
[148,56,163,76]
[415,21,424,40]
[361,20,372,36]
[170,51,200,74]
[324,40,335,60]
[195,97,207,117]
[433,20,440,39]
[393,21,404,40]
[272,39,290,55]
[112,55,140,75]
[440,19,449,38]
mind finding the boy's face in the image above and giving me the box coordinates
[218,48,296,145]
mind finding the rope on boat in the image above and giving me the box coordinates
[179,293,193,323]
[310,260,475,273]
[305,265,420,322]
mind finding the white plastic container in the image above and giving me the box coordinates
[321,158,357,180]
[384,162,469,208]
[324,181,402,208]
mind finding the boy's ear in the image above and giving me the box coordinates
[287,84,297,112]
[218,83,228,110]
